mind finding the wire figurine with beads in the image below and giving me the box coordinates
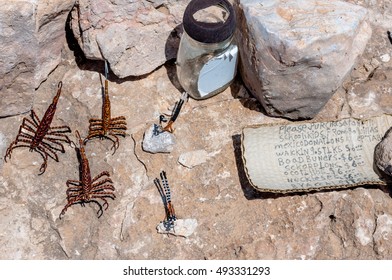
[154,171,177,231]
[153,92,188,136]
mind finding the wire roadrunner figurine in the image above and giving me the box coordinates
[85,60,127,154]
[4,81,71,175]
[60,130,116,219]
[154,171,177,231]
[160,92,188,133]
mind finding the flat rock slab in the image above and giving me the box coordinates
[1,2,392,259]
[235,0,372,119]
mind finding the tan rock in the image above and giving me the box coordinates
[235,0,372,119]
[0,0,75,117]
[70,0,191,77]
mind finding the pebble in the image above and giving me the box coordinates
[380,54,391,63]
[156,218,198,237]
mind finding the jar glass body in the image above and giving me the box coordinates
[176,31,238,100]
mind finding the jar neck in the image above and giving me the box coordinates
[184,30,234,51]
[182,0,236,44]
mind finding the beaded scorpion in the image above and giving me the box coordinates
[4,81,71,175]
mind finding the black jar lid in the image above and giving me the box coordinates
[183,0,236,44]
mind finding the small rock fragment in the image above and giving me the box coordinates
[178,150,208,168]
[156,218,198,237]
[380,54,391,63]
[374,128,392,177]
[142,124,176,154]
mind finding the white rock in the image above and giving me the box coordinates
[156,218,198,237]
[142,124,176,154]
[235,0,372,119]
[178,150,209,168]
[380,54,391,63]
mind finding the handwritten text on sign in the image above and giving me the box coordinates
[242,116,392,192]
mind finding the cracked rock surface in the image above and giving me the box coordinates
[1,0,392,260]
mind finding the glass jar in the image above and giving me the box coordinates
[176,0,238,100]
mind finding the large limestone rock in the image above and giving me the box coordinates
[0,0,75,117]
[70,0,191,78]
[0,2,36,117]
[235,0,372,119]
[36,1,76,85]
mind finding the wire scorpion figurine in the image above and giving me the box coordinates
[154,171,177,231]
[85,60,127,154]
[60,130,116,219]
[4,81,71,175]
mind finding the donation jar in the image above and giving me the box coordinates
[176,0,238,100]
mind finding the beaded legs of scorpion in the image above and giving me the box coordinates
[85,60,127,154]
[154,171,176,231]
[4,81,71,175]
[59,130,116,219]
[158,92,188,134]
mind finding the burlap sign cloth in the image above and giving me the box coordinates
[241,115,392,193]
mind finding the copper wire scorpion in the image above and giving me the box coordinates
[85,60,127,154]
[4,81,71,175]
[60,130,116,218]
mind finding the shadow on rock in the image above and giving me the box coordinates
[64,9,146,84]
[229,74,267,114]
[164,24,185,94]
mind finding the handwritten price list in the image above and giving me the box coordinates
[242,115,392,192]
